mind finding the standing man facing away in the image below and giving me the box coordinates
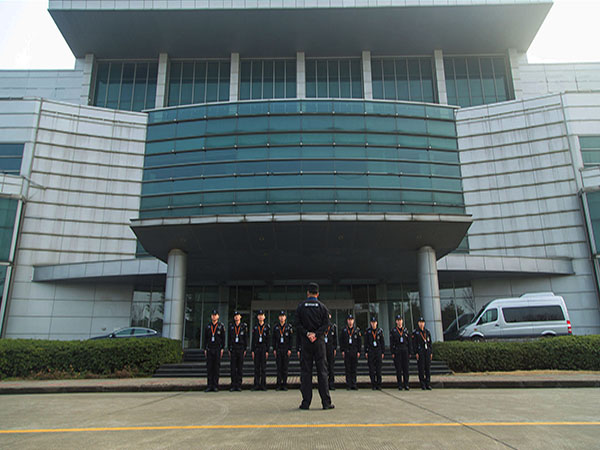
[204,309,225,392]
[324,313,338,391]
[228,311,248,392]
[251,309,270,391]
[339,313,361,390]
[364,315,385,390]
[295,282,334,410]
[273,310,293,391]
[390,315,411,390]
[412,317,433,390]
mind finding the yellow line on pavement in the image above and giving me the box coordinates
[1,422,599,434]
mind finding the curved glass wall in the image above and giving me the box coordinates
[141,99,463,218]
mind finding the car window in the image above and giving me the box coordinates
[477,308,498,325]
[114,328,133,337]
[133,328,153,336]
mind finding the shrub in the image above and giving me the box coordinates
[433,335,600,372]
[0,338,182,380]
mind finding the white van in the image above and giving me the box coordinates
[459,292,572,341]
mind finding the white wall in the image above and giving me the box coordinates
[2,99,147,340]
[456,93,600,335]
[0,70,83,105]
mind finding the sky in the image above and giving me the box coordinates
[0,0,599,69]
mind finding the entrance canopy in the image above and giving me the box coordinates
[131,212,472,283]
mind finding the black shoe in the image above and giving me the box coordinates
[214,387,219,392]
[346,387,352,391]
[398,386,403,391]
[376,386,382,390]
[299,404,310,410]
[261,387,268,391]
[322,404,335,410]
[426,385,432,390]
[230,387,236,392]
[205,387,212,393]
[421,385,427,390]
[251,386,259,391]
[371,386,377,390]
[329,386,336,391]
[351,386,358,390]
[282,387,288,391]
[404,386,410,391]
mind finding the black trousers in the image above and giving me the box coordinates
[230,348,244,389]
[275,349,290,387]
[253,348,267,388]
[325,345,335,387]
[367,350,383,388]
[343,351,358,388]
[417,351,432,387]
[300,337,332,407]
[393,350,410,388]
[206,348,221,389]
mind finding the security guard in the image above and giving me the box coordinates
[339,313,361,390]
[295,282,334,410]
[203,309,225,392]
[324,313,338,391]
[273,310,293,391]
[390,315,411,390]
[228,311,248,392]
[364,315,385,390]
[412,317,433,390]
[251,309,270,391]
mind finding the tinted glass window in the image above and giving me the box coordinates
[306,58,362,99]
[240,59,296,100]
[372,57,434,103]
[503,306,565,322]
[168,60,230,106]
[477,308,498,325]
[94,61,158,111]
[0,143,24,175]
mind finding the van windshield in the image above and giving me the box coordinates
[471,301,491,324]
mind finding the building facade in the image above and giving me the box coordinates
[1,0,600,345]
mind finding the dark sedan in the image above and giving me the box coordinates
[89,327,161,340]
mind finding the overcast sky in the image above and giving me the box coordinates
[0,0,599,69]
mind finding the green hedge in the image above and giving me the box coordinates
[0,338,182,379]
[433,335,600,372]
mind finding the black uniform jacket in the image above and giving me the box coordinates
[251,322,270,352]
[390,326,412,354]
[412,327,432,354]
[339,326,362,353]
[294,297,330,343]
[228,322,248,352]
[324,323,338,349]
[272,322,293,351]
[364,326,385,353]
[204,321,226,350]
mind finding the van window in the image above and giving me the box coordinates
[503,306,565,323]
[477,308,498,325]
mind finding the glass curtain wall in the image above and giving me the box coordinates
[444,56,510,107]
[239,59,296,100]
[371,57,435,103]
[130,289,165,332]
[168,60,230,106]
[579,136,600,166]
[305,58,362,98]
[93,61,158,111]
[0,143,24,175]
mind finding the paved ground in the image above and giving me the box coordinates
[1,371,599,394]
[0,388,599,449]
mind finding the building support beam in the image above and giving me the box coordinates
[155,53,169,108]
[230,52,240,102]
[417,246,443,342]
[362,50,373,100]
[433,49,448,105]
[163,248,187,341]
[79,53,95,106]
[296,52,306,99]
[507,48,524,101]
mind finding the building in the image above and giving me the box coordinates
[1,0,600,345]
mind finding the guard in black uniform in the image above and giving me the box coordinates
[340,313,361,390]
[390,315,411,390]
[364,315,385,390]
[273,310,293,391]
[412,317,433,390]
[295,282,334,410]
[203,309,225,392]
[324,313,338,390]
[228,311,248,391]
[251,309,270,391]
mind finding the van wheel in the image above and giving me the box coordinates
[471,336,483,342]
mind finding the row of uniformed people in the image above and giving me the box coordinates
[203,309,434,392]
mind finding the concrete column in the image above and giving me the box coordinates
[362,50,373,100]
[296,52,306,99]
[229,52,240,102]
[163,249,187,341]
[507,48,524,101]
[417,246,443,342]
[155,53,169,108]
[79,53,95,106]
[433,49,448,105]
